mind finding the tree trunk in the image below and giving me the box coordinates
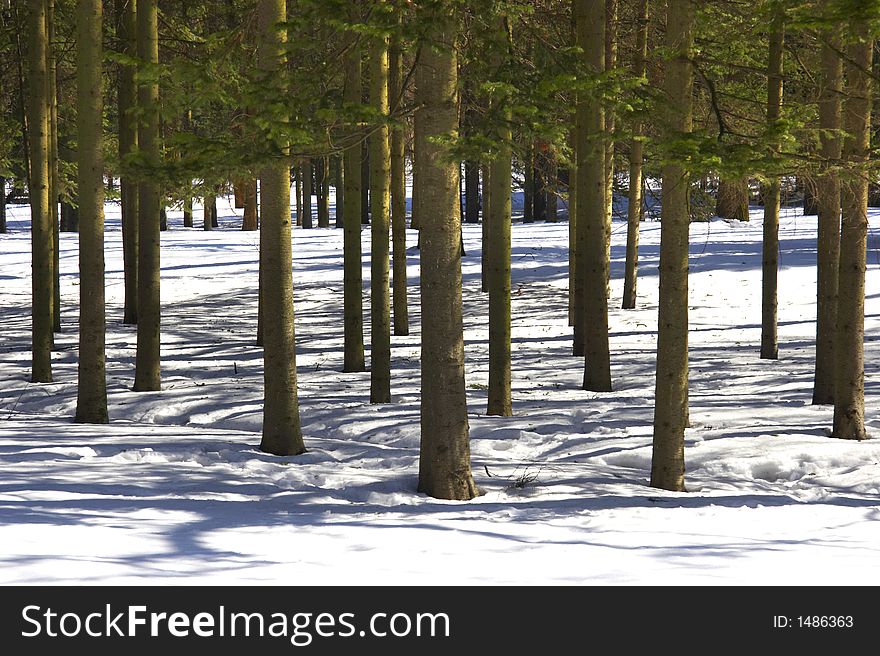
[159,206,167,231]
[369,23,392,404]
[481,164,490,293]
[390,28,409,337]
[715,176,750,221]
[523,143,534,224]
[487,17,513,417]
[133,0,161,392]
[832,34,872,441]
[74,0,108,423]
[464,161,480,223]
[343,42,365,372]
[48,0,60,333]
[242,177,258,230]
[545,150,558,222]
[812,29,842,405]
[317,156,330,228]
[803,177,819,216]
[568,129,578,327]
[302,158,313,228]
[294,163,302,226]
[361,141,370,225]
[761,7,784,361]
[27,0,53,383]
[650,0,694,492]
[183,191,193,227]
[576,0,612,392]
[334,156,344,228]
[623,0,648,311]
[257,0,305,456]
[203,193,215,230]
[0,177,6,233]
[417,6,477,501]
[117,0,138,325]
[603,0,617,281]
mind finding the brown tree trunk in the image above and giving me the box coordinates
[812,29,843,406]
[416,4,477,500]
[715,177,749,222]
[832,33,872,440]
[117,0,138,325]
[650,0,694,492]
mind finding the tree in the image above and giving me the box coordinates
[760,4,784,361]
[342,36,365,372]
[118,0,138,326]
[27,0,53,384]
[715,177,749,222]
[74,0,108,424]
[812,27,842,405]
[257,0,305,456]
[622,0,648,310]
[487,14,512,417]
[302,159,313,228]
[389,19,409,337]
[417,1,477,501]
[369,15,392,404]
[576,0,611,392]
[650,0,694,492]
[832,30,872,441]
[133,0,161,392]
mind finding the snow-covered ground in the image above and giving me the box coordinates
[0,193,878,585]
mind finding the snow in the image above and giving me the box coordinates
[0,193,879,585]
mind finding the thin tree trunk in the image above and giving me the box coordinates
[465,161,480,223]
[369,22,392,404]
[481,164,491,293]
[622,0,648,311]
[832,34,872,441]
[361,142,370,225]
[523,143,534,224]
[650,0,694,492]
[417,6,477,501]
[390,27,409,337]
[343,41,365,372]
[48,0,60,333]
[133,0,161,392]
[545,151,558,222]
[812,29,843,405]
[760,6,784,361]
[294,163,302,226]
[242,177,258,230]
[317,156,330,227]
[302,158,313,228]
[257,0,305,456]
[117,0,138,325]
[335,156,344,228]
[75,0,108,423]
[576,0,612,392]
[487,16,512,417]
[27,0,53,383]
[568,129,578,326]
[603,0,617,284]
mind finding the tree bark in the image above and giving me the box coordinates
[481,164,490,293]
[343,42,365,372]
[761,7,784,361]
[302,159,313,228]
[603,0,617,280]
[317,156,330,228]
[27,0,53,383]
[812,29,842,405]
[257,0,305,456]
[417,6,477,500]
[650,0,694,492]
[390,28,409,337]
[133,0,161,392]
[715,176,750,221]
[487,15,512,417]
[370,21,392,404]
[48,0,60,333]
[117,0,138,325]
[523,143,534,224]
[576,0,612,392]
[465,161,480,223]
[242,178,258,230]
[74,0,108,423]
[622,0,648,311]
[832,34,872,441]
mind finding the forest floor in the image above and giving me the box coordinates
[0,194,879,584]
